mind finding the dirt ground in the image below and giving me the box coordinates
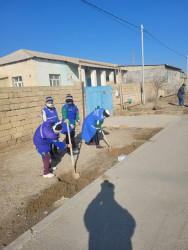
[0,94,187,248]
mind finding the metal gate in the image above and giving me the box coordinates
[85,86,113,115]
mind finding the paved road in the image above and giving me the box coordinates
[5,115,188,250]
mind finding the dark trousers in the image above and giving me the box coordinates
[178,95,184,106]
[42,153,51,175]
[66,130,76,147]
[50,143,57,155]
[90,131,99,145]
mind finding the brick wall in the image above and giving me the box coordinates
[0,86,83,152]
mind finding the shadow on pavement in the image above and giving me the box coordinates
[84,180,136,250]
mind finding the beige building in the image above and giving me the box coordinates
[0,50,185,93]
[0,49,120,88]
[121,64,185,93]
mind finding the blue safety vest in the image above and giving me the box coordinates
[61,104,78,134]
[43,107,59,122]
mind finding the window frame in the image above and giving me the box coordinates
[12,76,23,87]
[49,74,61,86]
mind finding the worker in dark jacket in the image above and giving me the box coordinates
[177,84,186,106]
[82,107,110,149]
[33,120,72,178]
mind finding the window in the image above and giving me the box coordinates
[49,74,61,86]
[12,76,23,87]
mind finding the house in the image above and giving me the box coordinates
[121,64,185,94]
[0,49,124,88]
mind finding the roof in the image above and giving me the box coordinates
[120,64,182,71]
[0,49,118,69]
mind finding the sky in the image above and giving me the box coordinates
[0,0,188,72]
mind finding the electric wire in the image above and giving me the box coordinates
[80,0,187,59]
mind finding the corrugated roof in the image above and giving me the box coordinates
[0,49,118,69]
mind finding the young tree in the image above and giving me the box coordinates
[152,74,166,99]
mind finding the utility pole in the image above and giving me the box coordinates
[187,55,188,91]
[132,49,135,65]
[141,24,145,104]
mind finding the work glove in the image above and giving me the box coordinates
[70,124,74,129]
[77,120,80,125]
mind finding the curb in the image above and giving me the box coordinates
[4,115,182,250]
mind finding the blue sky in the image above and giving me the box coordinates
[1,0,188,71]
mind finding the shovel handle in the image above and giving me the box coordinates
[66,122,75,169]
[101,130,110,147]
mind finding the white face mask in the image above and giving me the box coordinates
[46,103,54,108]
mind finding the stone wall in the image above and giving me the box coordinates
[0,82,172,151]
[110,83,143,112]
[0,86,83,151]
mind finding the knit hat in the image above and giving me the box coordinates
[46,96,53,103]
[52,122,62,134]
[182,83,186,86]
[66,94,73,103]
[103,109,110,117]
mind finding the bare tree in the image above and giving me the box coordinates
[152,74,166,99]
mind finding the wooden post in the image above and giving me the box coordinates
[118,68,124,109]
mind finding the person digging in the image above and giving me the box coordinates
[33,120,72,178]
[81,107,110,149]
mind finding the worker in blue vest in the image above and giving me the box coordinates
[41,96,60,158]
[177,83,186,106]
[61,94,80,153]
[33,121,72,178]
[81,107,110,149]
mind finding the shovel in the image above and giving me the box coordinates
[101,130,112,151]
[66,122,80,179]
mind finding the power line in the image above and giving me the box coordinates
[80,0,187,59]
[80,0,140,29]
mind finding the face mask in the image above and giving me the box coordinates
[67,103,73,107]
[46,103,54,108]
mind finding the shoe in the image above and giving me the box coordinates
[96,145,103,149]
[50,167,57,171]
[89,142,94,145]
[43,173,55,178]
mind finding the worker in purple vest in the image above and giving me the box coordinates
[61,94,80,154]
[41,96,59,158]
[33,121,72,178]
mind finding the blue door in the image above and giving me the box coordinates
[85,86,113,115]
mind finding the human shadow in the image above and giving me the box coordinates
[84,180,136,250]
[168,102,179,106]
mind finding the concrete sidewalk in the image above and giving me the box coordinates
[103,114,181,128]
[5,115,188,250]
